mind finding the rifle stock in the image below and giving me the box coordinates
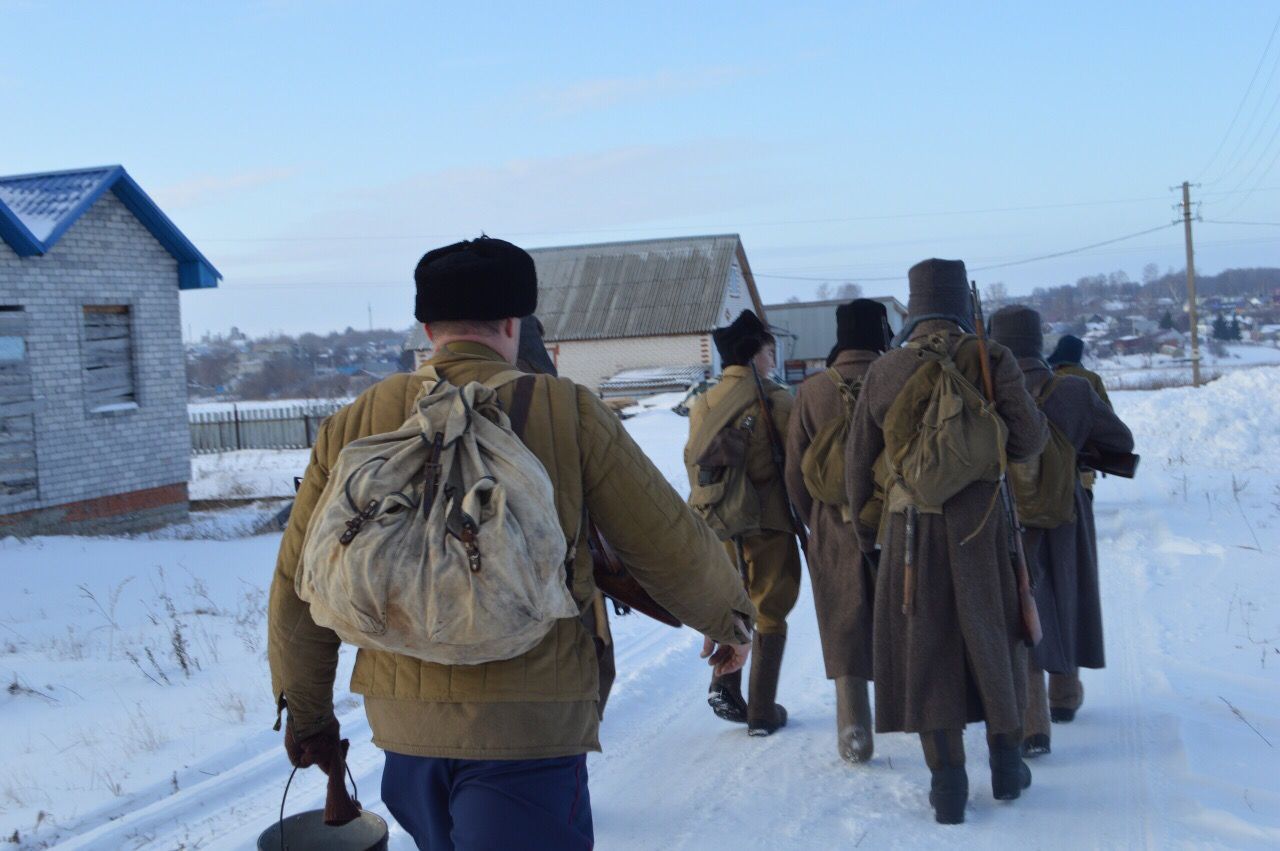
[970,282,1043,648]
[749,363,809,555]
[1079,447,1140,479]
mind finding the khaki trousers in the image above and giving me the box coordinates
[724,529,801,635]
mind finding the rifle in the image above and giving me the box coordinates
[749,363,809,556]
[969,282,1042,648]
[1078,447,1140,479]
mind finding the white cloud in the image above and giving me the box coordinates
[153,167,300,209]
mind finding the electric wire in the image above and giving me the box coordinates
[1199,12,1280,182]
[1203,14,1280,185]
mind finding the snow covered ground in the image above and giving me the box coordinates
[3,370,1279,848]
[1091,341,1280,390]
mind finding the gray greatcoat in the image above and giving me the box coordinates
[1016,357,1134,674]
[845,322,1049,735]
[784,349,879,680]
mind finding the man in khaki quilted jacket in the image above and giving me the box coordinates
[268,236,755,850]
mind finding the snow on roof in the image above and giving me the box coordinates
[599,364,709,397]
[0,165,220,289]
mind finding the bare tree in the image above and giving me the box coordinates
[836,282,862,299]
[984,281,1009,308]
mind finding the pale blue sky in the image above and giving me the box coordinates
[3,0,1279,336]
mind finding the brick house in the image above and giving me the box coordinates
[0,166,220,535]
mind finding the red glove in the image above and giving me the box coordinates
[284,718,361,826]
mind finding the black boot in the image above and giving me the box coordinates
[989,732,1033,801]
[1050,706,1076,723]
[1022,733,1051,758]
[708,669,747,724]
[929,767,968,825]
[835,675,874,763]
[747,633,788,737]
[920,730,967,825]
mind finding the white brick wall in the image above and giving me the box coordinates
[551,333,711,392]
[0,193,190,514]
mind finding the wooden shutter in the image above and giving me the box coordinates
[0,309,37,508]
[83,305,137,411]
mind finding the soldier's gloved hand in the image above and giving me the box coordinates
[700,616,752,676]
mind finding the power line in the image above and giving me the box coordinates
[1199,11,1280,182]
[191,193,1205,244]
[1203,20,1280,185]
[967,223,1181,272]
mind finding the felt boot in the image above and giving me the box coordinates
[747,633,788,737]
[835,675,874,763]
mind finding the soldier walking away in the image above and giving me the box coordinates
[269,236,755,850]
[1047,334,1111,407]
[845,259,1049,824]
[990,309,1134,756]
[685,309,802,737]
[784,299,891,764]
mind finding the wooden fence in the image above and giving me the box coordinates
[189,402,347,454]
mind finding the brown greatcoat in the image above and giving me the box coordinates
[784,349,879,680]
[845,322,1049,734]
[1017,358,1133,674]
[269,342,755,760]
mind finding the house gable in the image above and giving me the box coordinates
[0,166,220,290]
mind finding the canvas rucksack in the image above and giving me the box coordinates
[800,368,862,519]
[881,333,1008,515]
[685,380,762,541]
[1009,376,1078,529]
[296,368,580,667]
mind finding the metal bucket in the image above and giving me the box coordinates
[257,808,388,851]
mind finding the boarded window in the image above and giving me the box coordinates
[82,305,138,412]
[0,307,38,508]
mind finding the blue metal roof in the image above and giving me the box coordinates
[0,165,220,290]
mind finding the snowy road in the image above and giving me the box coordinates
[51,499,1265,849]
[6,369,1278,849]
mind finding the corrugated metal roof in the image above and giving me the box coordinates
[765,297,909,361]
[0,165,221,289]
[0,166,115,241]
[531,234,748,342]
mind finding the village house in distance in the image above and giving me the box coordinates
[0,165,219,535]
[406,234,912,395]
[408,234,771,394]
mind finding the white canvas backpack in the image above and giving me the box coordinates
[296,367,580,666]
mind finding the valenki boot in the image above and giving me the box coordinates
[835,675,874,763]
[1023,659,1051,757]
[708,669,748,724]
[747,633,788,736]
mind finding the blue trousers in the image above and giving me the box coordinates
[381,752,594,850]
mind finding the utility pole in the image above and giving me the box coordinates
[1180,181,1202,387]
[367,302,373,332]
